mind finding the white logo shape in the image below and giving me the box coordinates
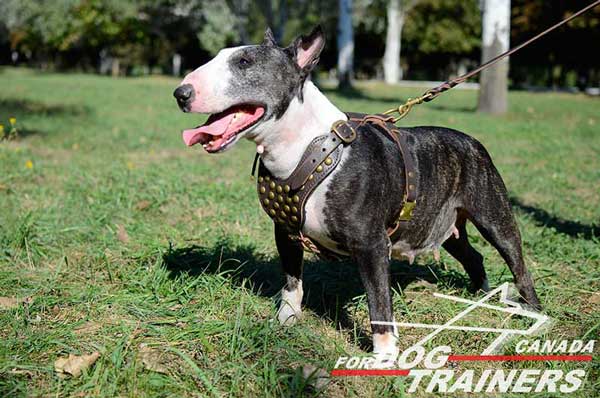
[372,282,550,354]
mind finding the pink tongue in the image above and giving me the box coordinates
[182,112,236,146]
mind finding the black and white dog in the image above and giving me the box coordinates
[173,27,541,357]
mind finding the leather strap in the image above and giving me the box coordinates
[286,132,345,190]
[256,121,356,232]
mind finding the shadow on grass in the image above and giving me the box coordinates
[0,99,91,138]
[511,196,599,240]
[162,239,470,349]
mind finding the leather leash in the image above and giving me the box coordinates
[384,0,600,122]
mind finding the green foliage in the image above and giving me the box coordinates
[403,0,481,55]
[197,2,239,55]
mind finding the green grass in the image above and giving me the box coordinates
[0,67,598,397]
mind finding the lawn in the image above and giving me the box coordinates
[0,67,598,397]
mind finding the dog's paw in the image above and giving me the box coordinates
[372,332,400,368]
[277,286,303,326]
[277,303,301,326]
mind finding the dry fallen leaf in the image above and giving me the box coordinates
[9,368,35,377]
[54,352,100,377]
[74,321,102,335]
[0,297,20,310]
[301,364,330,391]
[138,344,169,374]
[0,296,32,310]
[134,200,152,211]
[116,224,130,243]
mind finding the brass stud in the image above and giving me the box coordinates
[286,197,292,204]
[284,185,290,192]
[278,218,285,224]
[259,186,266,194]
[316,165,323,173]
[291,215,298,222]
[268,192,275,199]
[300,185,305,191]
[280,211,287,218]
[408,171,414,178]
[277,195,284,203]
[269,209,276,216]
[265,176,270,181]
[274,202,280,209]
[263,198,270,205]
[258,177,264,183]
[269,181,276,189]
[409,184,415,191]
[292,206,298,213]
[276,186,282,193]
[293,195,300,203]
[324,157,333,165]
[284,205,290,212]
[308,174,314,181]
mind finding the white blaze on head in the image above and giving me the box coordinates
[179,46,248,113]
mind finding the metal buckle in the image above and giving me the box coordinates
[398,200,416,221]
[331,120,356,144]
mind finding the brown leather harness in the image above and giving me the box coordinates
[252,113,418,257]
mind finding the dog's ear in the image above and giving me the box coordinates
[287,25,325,73]
[263,27,277,47]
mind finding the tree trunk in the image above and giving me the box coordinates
[276,0,287,43]
[383,0,404,84]
[337,0,354,88]
[478,0,510,114]
[111,58,120,77]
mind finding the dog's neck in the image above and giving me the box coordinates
[250,81,347,179]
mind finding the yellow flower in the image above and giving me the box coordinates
[9,117,16,125]
[0,124,4,134]
[25,160,33,169]
[126,161,135,170]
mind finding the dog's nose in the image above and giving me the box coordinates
[173,84,195,108]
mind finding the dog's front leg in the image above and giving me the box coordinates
[353,240,398,357]
[275,225,304,325]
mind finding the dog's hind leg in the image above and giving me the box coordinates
[352,236,398,357]
[275,225,305,325]
[467,199,542,311]
[442,213,489,292]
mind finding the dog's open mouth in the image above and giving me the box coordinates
[182,104,265,153]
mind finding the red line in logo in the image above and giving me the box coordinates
[330,369,410,377]
[448,355,593,362]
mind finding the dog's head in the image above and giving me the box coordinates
[174,26,325,153]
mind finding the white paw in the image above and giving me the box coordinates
[277,285,303,326]
[372,332,400,368]
[277,302,301,325]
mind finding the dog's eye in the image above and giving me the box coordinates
[238,57,251,67]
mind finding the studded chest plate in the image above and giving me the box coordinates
[256,133,347,233]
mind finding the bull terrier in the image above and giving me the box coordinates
[173,26,542,358]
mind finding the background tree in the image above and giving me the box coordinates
[478,0,510,114]
[382,0,419,84]
[337,0,354,88]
